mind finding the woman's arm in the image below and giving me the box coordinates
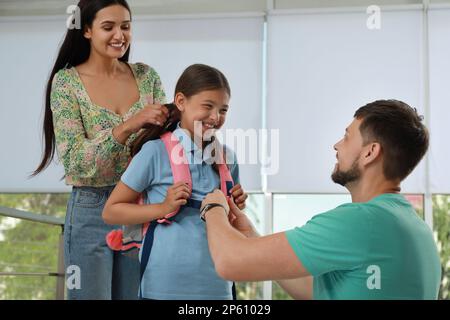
[112,104,169,144]
[102,181,191,225]
[112,64,168,144]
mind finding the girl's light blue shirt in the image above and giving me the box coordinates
[121,123,240,299]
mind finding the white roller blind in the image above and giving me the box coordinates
[0,19,69,193]
[0,15,263,192]
[274,0,423,10]
[131,16,264,191]
[429,8,450,193]
[0,0,267,17]
[266,10,426,193]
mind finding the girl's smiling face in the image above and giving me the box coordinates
[175,89,230,142]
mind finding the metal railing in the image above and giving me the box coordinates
[0,205,65,300]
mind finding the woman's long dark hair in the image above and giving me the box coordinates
[32,0,132,176]
[130,64,231,159]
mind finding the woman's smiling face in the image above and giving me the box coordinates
[83,4,132,59]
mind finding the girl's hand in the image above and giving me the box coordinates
[230,184,248,210]
[162,182,191,214]
[126,104,169,133]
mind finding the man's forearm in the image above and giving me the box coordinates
[204,207,247,273]
[203,201,310,282]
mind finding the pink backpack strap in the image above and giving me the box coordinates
[217,151,234,197]
[157,131,192,224]
[106,133,193,251]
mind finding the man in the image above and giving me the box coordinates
[201,100,441,300]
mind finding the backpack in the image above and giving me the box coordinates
[106,131,234,254]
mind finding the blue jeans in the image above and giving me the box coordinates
[64,186,140,300]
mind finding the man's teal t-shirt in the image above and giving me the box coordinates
[285,193,441,300]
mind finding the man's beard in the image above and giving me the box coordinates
[331,159,361,187]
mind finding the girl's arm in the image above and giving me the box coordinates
[102,181,191,225]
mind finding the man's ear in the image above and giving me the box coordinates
[362,142,382,165]
[174,92,186,112]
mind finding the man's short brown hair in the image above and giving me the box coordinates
[354,100,429,181]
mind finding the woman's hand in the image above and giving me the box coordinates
[162,182,191,214]
[112,104,169,144]
[230,184,248,210]
[126,104,169,133]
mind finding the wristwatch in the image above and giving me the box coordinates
[200,203,228,221]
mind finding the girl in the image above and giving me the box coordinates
[33,0,168,299]
[102,64,248,300]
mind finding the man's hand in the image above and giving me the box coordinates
[201,189,229,213]
[228,197,259,238]
[202,189,258,238]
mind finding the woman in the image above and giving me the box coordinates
[33,0,168,299]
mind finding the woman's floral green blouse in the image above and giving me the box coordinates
[51,62,166,187]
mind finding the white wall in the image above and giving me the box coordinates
[266,9,426,193]
[429,7,450,193]
[0,19,69,192]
